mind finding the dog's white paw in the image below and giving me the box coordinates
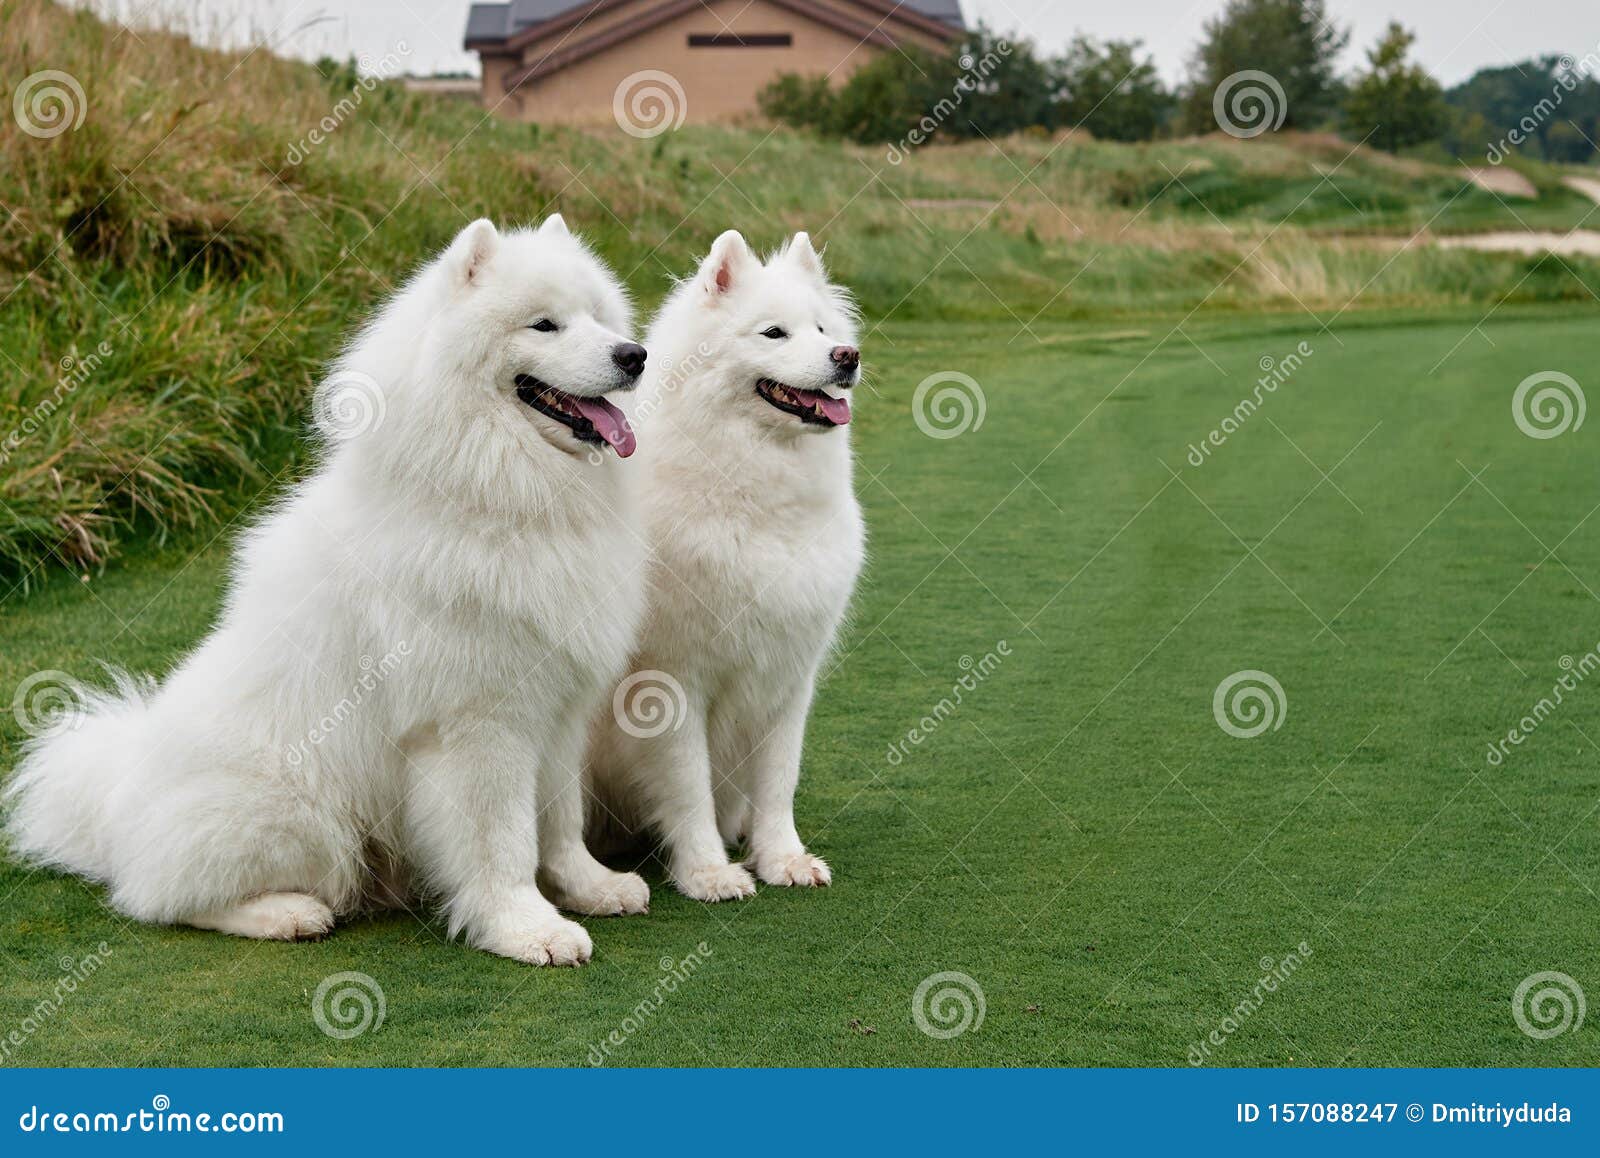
[755,851,832,888]
[251,892,336,940]
[192,892,335,941]
[554,870,651,917]
[674,862,757,902]
[478,913,594,966]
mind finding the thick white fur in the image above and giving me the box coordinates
[5,216,652,964]
[587,231,865,900]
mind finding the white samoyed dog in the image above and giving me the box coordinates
[6,215,653,965]
[587,230,864,901]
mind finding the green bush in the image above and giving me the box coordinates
[755,72,835,132]
[825,45,949,144]
[1057,37,1172,142]
[760,25,1073,146]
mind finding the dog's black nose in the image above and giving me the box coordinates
[830,345,860,374]
[612,342,647,378]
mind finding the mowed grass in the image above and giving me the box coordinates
[1,307,1597,1066]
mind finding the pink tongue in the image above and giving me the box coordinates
[572,396,636,458]
[799,389,850,425]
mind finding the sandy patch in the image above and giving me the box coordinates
[1463,167,1538,198]
[1436,231,1600,257]
[903,198,1000,211]
[1562,175,1600,205]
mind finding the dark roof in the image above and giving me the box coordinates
[902,0,964,25]
[465,2,561,45]
[465,0,964,46]
[464,4,512,43]
[511,0,584,28]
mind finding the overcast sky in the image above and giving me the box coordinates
[106,0,1598,85]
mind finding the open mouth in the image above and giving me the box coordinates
[755,378,851,427]
[514,374,636,457]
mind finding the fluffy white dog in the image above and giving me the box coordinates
[6,216,652,964]
[587,231,865,901]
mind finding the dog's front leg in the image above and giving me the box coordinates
[404,715,592,965]
[745,693,831,888]
[629,703,755,902]
[537,719,651,916]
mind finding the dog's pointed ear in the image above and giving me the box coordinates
[785,231,826,280]
[539,213,570,237]
[448,218,499,287]
[699,230,756,299]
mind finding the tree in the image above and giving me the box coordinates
[822,45,949,144]
[1444,56,1600,163]
[1344,23,1446,152]
[1057,37,1171,142]
[1182,0,1348,135]
[944,26,1061,141]
[1543,119,1595,164]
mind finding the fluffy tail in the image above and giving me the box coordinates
[4,669,156,881]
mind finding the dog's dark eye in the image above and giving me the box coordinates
[760,326,788,340]
[528,319,560,333]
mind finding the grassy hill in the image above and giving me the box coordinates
[2,0,1598,582]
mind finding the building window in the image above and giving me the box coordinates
[687,33,793,48]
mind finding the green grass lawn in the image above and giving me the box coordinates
[2,306,1597,1066]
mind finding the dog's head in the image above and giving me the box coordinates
[669,230,860,439]
[434,215,643,459]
